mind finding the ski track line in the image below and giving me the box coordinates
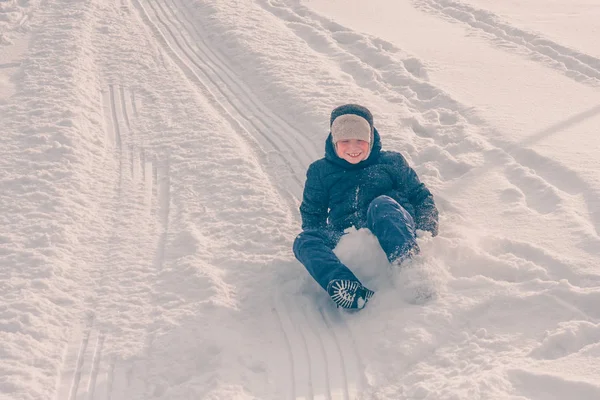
[276,296,315,399]
[130,88,140,117]
[119,85,132,131]
[274,294,365,400]
[118,85,149,188]
[319,307,365,399]
[140,148,154,210]
[112,82,167,400]
[113,84,165,400]
[117,86,137,179]
[276,0,600,240]
[85,333,106,400]
[301,304,347,400]
[102,89,118,150]
[115,83,155,218]
[136,0,305,195]
[109,84,124,153]
[109,83,127,206]
[55,314,111,400]
[297,303,333,400]
[154,154,171,271]
[105,83,160,400]
[164,0,320,161]
[63,316,93,400]
[272,305,298,400]
[106,355,117,400]
[56,84,157,400]
[55,84,124,400]
[415,0,600,86]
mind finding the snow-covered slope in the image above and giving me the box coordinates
[1,0,599,399]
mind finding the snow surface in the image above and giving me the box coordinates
[1,0,599,399]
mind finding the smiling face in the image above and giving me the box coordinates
[335,139,370,164]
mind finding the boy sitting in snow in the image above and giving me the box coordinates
[293,104,439,310]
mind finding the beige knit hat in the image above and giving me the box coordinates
[330,104,374,145]
[331,114,372,144]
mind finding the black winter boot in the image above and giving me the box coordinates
[327,279,374,309]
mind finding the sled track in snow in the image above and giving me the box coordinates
[104,83,157,223]
[273,293,366,400]
[55,84,161,400]
[104,83,170,400]
[55,313,111,400]
[165,0,318,160]
[133,0,320,198]
[276,299,315,399]
[318,306,366,399]
[272,305,298,400]
[414,0,600,86]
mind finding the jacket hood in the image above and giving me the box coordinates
[325,127,382,169]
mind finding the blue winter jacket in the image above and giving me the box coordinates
[299,129,439,236]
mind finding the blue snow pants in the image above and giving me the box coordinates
[293,195,419,291]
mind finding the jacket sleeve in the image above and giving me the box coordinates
[299,163,329,231]
[391,154,439,236]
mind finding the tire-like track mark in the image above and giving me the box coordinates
[86,333,106,400]
[108,84,164,400]
[414,0,600,86]
[301,305,345,400]
[119,86,132,131]
[273,292,366,399]
[275,295,315,399]
[140,148,153,210]
[319,307,365,399]
[153,154,170,271]
[133,0,306,197]
[118,85,145,183]
[55,84,125,400]
[108,85,124,153]
[165,0,319,161]
[108,84,127,205]
[296,303,331,400]
[66,316,93,400]
[146,0,310,179]
[130,89,139,117]
[101,89,118,150]
[57,85,158,400]
[55,315,112,400]
[272,305,298,400]
[106,356,116,400]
